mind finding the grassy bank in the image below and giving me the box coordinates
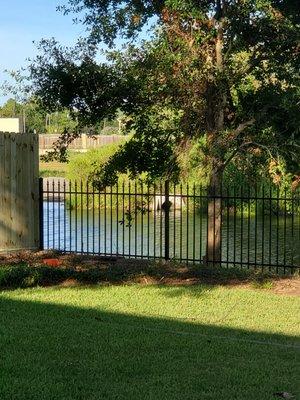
[39,161,67,177]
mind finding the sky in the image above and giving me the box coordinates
[0,0,84,105]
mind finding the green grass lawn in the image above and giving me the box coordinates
[0,284,299,400]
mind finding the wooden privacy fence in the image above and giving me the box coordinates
[39,134,123,155]
[0,132,39,252]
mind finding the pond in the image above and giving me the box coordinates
[42,201,300,270]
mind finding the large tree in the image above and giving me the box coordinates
[27,0,300,265]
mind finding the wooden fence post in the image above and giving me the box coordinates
[81,133,87,150]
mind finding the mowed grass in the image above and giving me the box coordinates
[0,284,299,400]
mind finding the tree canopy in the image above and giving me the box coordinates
[27,0,300,186]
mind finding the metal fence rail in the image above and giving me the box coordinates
[40,178,300,274]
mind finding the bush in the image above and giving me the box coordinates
[63,137,300,214]
[66,142,126,183]
[65,142,159,210]
[0,264,114,289]
[0,265,41,288]
[0,264,73,288]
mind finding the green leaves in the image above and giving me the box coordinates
[58,0,164,46]
[23,0,300,184]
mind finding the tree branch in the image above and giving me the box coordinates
[232,118,256,137]
[223,140,275,169]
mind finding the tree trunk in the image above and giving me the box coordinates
[204,167,223,267]
[202,1,226,267]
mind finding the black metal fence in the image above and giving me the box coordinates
[40,178,300,274]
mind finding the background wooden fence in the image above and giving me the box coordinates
[0,132,39,252]
[39,134,123,155]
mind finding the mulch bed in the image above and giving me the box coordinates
[0,250,299,295]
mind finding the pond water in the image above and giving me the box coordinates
[42,202,300,270]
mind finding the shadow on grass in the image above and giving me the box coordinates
[0,294,299,400]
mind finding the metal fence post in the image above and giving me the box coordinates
[164,180,170,260]
[39,177,44,250]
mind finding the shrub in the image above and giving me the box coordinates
[65,142,159,211]
[0,265,40,288]
[66,142,126,183]
[0,264,111,289]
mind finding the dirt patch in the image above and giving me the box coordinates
[0,250,299,295]
[272,279,300,296]
[59,278,80,287]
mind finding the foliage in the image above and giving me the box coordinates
[62,137,300,213]
[22,99,48,133]
[65,141,136,209]
[0,258,296,289]
[0,98,124,135]
[175,137,300,211]
[45,109,78,134]
[0,264,39,288]
[25,0,300,189]
[67,141,126,182]
[0,98,22,117]
[0,263,101,288]
[0,98,73,133]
